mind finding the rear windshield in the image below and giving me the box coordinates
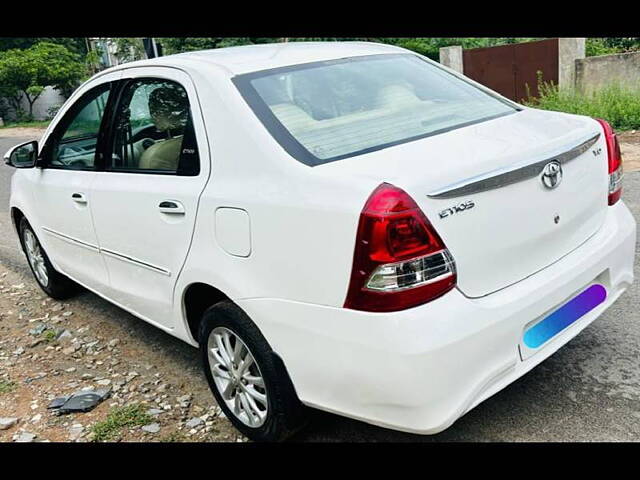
[233,53,517,166]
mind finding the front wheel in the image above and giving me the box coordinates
[19,217,79,300]
[199,301,308,441]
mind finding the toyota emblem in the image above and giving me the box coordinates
[541,161,562,189]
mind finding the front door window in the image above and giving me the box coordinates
[48,85,111,169]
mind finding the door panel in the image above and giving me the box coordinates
[36,169,106,288]
[89,68,210,329]
[90,173,205,326]
[34,73,120,291]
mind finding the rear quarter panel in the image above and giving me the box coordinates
[174,65,376,341]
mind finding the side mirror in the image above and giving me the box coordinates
[3,140,39,168]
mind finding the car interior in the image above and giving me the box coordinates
[246,55,515,161]
[112,81,189,172]
[51,81,190,172]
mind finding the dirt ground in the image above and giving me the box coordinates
[0,127,49,139]
[0,262,245,443]
[619,130,640,172]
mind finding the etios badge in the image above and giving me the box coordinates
[541,161,562,189]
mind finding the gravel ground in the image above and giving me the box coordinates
[1,128,639,442]
[619,131,640,172]
[0,264,244,443]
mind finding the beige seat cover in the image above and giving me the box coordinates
[139,136,183,171]
[374,84,421,109]
[137,84,188,171]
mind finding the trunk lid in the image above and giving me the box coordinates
[321,108,609,297]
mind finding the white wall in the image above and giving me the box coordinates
[18,86,66,121]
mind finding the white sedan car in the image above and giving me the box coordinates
[4,42,636,441]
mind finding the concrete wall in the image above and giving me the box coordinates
[2,86,66,122]
[558,38,585,90]
[575,51,640,94]
[439,46,464,73]
[19,86,66,121]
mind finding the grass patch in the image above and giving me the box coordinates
[42,329,58,342]
[0,380,17,394]
[0,120,50,129]
[90,404,153,442]
[525,80,640,131]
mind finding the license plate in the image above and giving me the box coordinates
[521,284,607,355]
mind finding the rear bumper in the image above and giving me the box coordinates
[237,201,636,434]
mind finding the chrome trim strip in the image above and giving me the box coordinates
[101,248,171,277]
[41,227,100,253]
[42,227,170,276]
[427,133,601,199]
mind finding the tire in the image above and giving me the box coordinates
[18,217,79,300]
[199,300,308,442]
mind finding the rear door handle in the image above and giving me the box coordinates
[158,200,185,214]
[71,192,87,204]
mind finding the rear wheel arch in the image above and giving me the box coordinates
[198,298,308,440]
[182,282,230,343]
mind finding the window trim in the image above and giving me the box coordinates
[102,77,200,177]
[41,82,114,172]
[232,53,520,167]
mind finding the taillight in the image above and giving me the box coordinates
[344,183,457,312]
[594,118,623,205]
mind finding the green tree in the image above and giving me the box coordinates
[0,42,85,120]
[376,38,538,60]
[602,38,640,52]
[0,38,88,56]
[586,38,620,57]
[157,37,257,54]
[156,37,538,61]
[112,38,146,63]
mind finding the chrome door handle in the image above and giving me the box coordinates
[71,192,87,204]
[158,200,185,214]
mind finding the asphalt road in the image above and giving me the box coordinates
[0,137,26,272]
[1,135,639,441]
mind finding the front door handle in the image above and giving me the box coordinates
[71,192,87,204]
[158,200,185,214]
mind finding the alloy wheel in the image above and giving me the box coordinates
[23,229,49,287]
[207,326,268,427]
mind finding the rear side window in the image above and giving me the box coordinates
[108,78,200,175]
[234,54,517,166]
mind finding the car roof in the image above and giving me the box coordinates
[106,41,408,77]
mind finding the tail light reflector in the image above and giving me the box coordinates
[595,118,623,205]
[344,183,456,312]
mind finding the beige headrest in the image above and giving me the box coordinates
[374,85,421,109]
[270,103,316,131]
[149,86,189,131]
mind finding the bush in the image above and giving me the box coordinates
[46,104,62,120]
[586,38,621,57]
[526,79,640,131]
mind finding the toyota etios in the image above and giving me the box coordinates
[5,42,636,441]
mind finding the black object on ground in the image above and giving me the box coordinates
[47,388,111,414]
